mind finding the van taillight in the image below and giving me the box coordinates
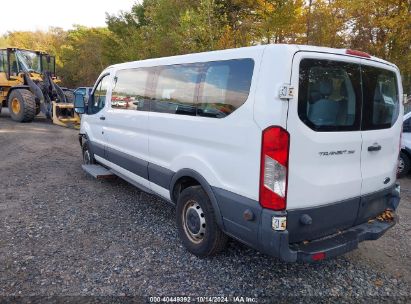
[259,126,289,210]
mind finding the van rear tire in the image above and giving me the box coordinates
[176,186,227,257]
[398,151,410,178]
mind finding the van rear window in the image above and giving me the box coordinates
[298,59,399,132]
[298,59,362,131]
[361,66,399,130]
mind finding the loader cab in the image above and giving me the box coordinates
[8,50,20,77]
[2,48,55,79]
[40,53,56,76]
[0,50,8,76]
[1,48,41,79]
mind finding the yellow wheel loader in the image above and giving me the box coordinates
[0,48,80,128]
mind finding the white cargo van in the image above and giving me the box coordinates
[74,44,402,262]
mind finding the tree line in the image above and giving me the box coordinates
[0,0,410,93]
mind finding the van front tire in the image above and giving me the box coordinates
[82,141,96,165]
[176,186,227,257]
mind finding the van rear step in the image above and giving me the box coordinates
[82,164,115,179]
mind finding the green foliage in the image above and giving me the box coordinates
[256,0,305,44]
[59,26,115,87]
[178,0,227,52]
[0,0,410,92]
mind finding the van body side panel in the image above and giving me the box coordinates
[287,52,363,210]
[148,106,262,201]
[253,45,298,131]
[148,49,265,201]
[103,109,150,180]
[83,122,105,158]
[101,67,152,191]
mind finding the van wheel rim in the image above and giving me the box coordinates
[11,98,21,114]
[83,150,91,164]
[183,200,206,243]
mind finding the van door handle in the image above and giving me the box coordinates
[100,116,106,120]
[368,144,381,152]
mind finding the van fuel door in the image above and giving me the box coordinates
[279,84,295,99]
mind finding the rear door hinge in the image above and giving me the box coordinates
[279,84,295,99]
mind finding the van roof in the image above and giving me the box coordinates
[107,44,397,70]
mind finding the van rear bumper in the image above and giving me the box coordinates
[260,209,397,262]
[259,184,400,262]
[213,184,400,263]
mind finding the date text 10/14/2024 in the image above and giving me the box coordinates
[149,296,258,303]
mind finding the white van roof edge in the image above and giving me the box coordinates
[106,44,396,70]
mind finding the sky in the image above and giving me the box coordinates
[0,0,137,35]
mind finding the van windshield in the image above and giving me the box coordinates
[298,59,399,132]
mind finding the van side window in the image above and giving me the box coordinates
[198,59,254,118]
[89,74,110,115]
[152,65,200,116]
[361,66,399,130]
[111,68,151,111]
[298,59,362,132]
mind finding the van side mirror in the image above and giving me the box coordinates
[74,93,86,114]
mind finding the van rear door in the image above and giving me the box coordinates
[286,52,363,241]
[287,52,363,209]
[357,60,401,222]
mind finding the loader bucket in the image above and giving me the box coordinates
[52,101,81,129]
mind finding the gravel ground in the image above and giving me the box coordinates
[0,110,410,302]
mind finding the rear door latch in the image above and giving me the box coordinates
[279,84,295,99]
